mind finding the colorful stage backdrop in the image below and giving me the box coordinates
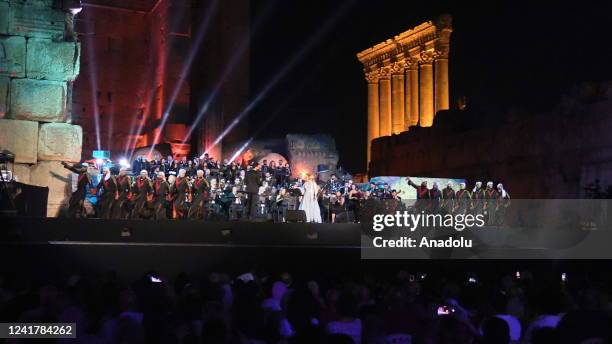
[369,176,466,202]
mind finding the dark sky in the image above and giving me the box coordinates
[247,0,612,172]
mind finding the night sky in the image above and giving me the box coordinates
[247,0,612,172]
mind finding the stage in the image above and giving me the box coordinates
[0,217,365,280]
[2,217,612,282]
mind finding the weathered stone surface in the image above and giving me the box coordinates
[0,36,26,77]
[0,118,38,163]
[13,163,31,184]
[30,160,71,217]
[7,1,65,39]
[286,134,339,179]
[26,39,80,81]
[38,122,82,162]
[0,2,9,35]
[8,78,67,122]
[0,77,8,117]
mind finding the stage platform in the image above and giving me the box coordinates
[0,217,364,280]
[1,217,611,281]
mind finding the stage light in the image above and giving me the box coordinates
[148,0,219,157]
[202,1,353,155]
[119,158,130,168]
[84,12,101,151]
[95,158,103,165]
[228,137,254,163]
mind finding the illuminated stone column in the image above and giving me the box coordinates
[419,52,434,127]
[366,72,380,164]
[434,49,450,113]
[390,62,405,134]
[404,59,419,128]
[378,67,392,136]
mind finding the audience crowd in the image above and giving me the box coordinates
[1,267,610,344]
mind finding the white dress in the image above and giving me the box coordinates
[299,180,322,223]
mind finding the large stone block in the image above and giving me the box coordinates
[38,122,82,162]
[26,39,80,81]
[0,2,9,35]
[13,162,31,184]
[7,1,65,39]
[30,160,71,217]
[0,36,26,77]
[8,78,67,122]
[0,118,38,163]
[0,77,8,117]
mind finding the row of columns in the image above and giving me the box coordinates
[365,51,449,163]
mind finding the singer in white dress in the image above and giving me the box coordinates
[299,175,322,223]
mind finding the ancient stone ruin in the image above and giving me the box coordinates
[0,0,82,216]
[223,134,340,179]
[286,134,339,178]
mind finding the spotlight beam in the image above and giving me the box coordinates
[181,1,275,144]
[204,0,354,156]
[84,12,101,151]
[228,80,306,163]
[147,0,219,157]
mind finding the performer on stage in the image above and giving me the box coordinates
[406,178,431,212]
[472,181,485,215]
[299,174,322,223]
[244,163,262,220]
[441,181,456,215]
[96,167,117,219]
[173,168,190,219]
[188,169,210,219]
[330,191,346,223]
[484,181,499,225]
[153,172,171,220]
[495,183,511,226]
[430,182,442,213]
[61,161,91,218]
[455,182,472,215]
[112,167,132,219]
[132,169,152,219]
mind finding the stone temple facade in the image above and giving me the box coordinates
[0,0,83,216]
[223,134,340,179]
[357,14,452,166]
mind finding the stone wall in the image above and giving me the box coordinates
[71,0,194,159]
[0,0,82,216]
[287,134,339,178]
[369,81,612,198]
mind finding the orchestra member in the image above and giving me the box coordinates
[245,163,262,219]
